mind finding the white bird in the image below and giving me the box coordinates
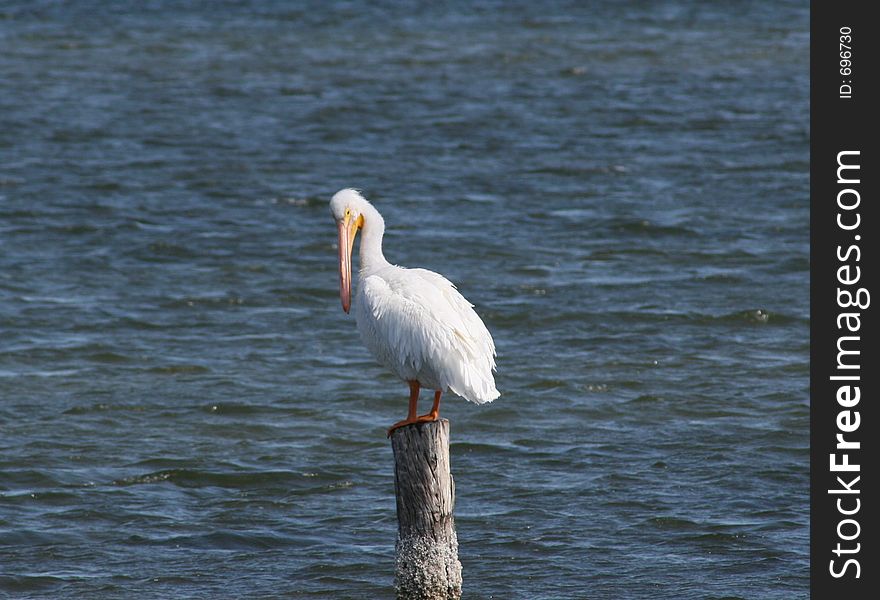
[330,188,499,435]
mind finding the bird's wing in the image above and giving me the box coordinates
[407,268,496,361]
[357,267,498,403]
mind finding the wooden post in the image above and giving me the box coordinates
[390,419,462,600]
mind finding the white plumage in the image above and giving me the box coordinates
[330,189,499,432]
[356,266,499,403]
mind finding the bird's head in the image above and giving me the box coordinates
[330,188,368,314]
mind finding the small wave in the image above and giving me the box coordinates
[0,574,67,594]
[453,441,524,455]
[164,530,292,551]
[125,457,194,469]
[19,294,90,305]
[524,378,568,390]
[112,468,329,490]
[670,308,803,326]
[268,195,325,208]
[527,163,627,177]
[159,294,247,309]
[116,316,166,330]
[0,489,80,504]
[202,402,261,415]
[696,273,746,283]
[86,351,131,363]
[148,241,194,256]
[64,403,147,415]
[646,516,700,530]
[626,394,663,404]
[608,218,698,237]
[147,364,211,375]
[85,180,125,192]
[50,222,101,234]
[712,309,798,325]
[0,368,83,378]
[113,470,176,485]
[684,530,748,547]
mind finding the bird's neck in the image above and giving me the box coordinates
[359,204,391,275]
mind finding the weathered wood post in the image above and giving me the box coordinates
[390,419,462,600]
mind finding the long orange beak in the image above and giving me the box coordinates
[337,213,360,313]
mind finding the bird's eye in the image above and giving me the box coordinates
[345,208,351,217]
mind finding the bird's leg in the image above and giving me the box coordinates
[406,380,420,421]
[387,380,421,436]
[417,390,441,421]
[387,382,442,436]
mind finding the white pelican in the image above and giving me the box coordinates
[330,189,499,435]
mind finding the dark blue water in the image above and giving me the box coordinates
[1,2,809,598]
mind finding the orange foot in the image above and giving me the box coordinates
[386,411,439,438]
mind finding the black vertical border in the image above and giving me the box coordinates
[811,1,876,597]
